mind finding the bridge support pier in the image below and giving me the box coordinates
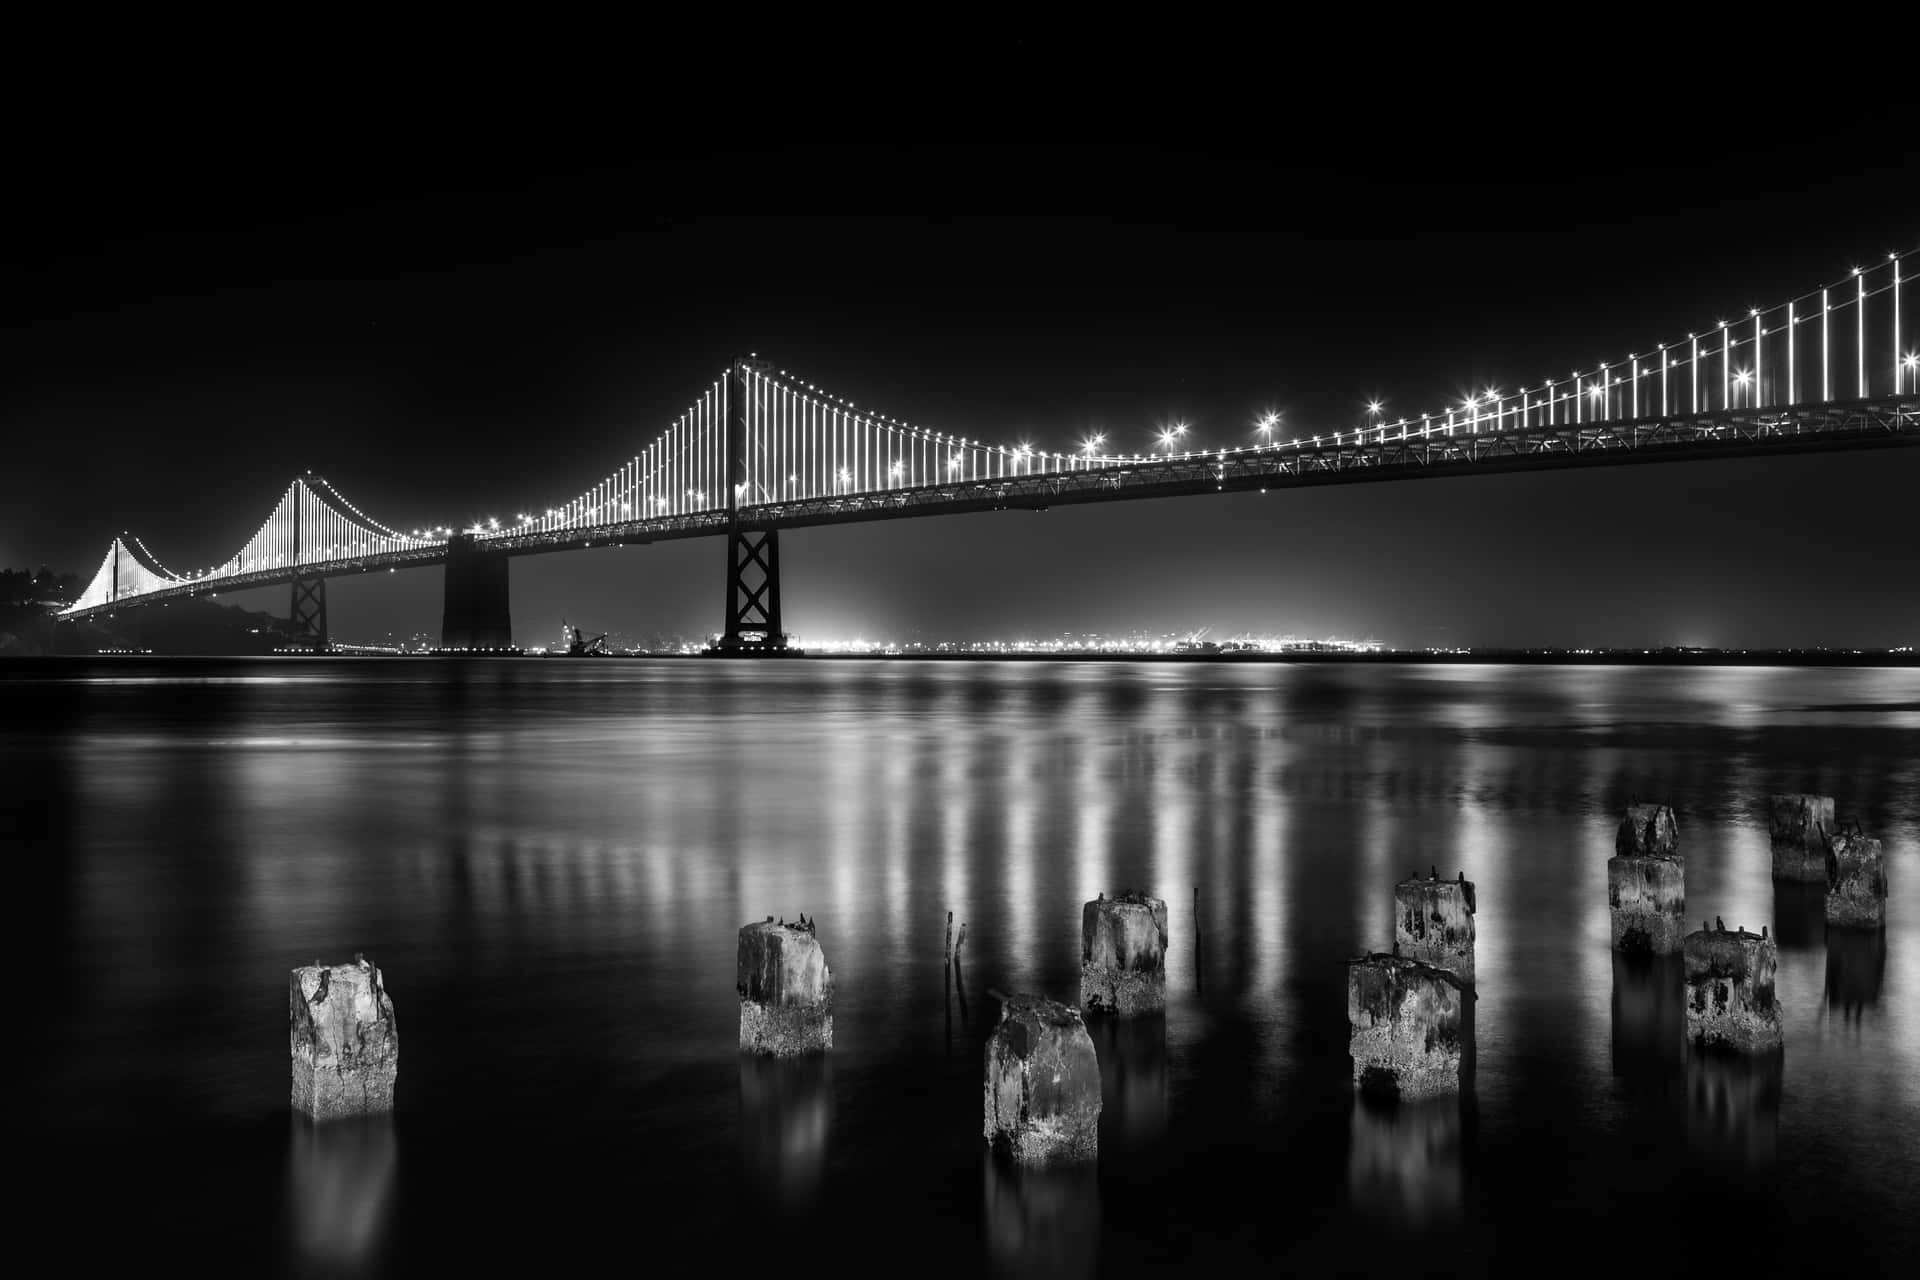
[711,354,795,656]
[440,534,513,652]
[290,575,328,652]
[715,528,790,654]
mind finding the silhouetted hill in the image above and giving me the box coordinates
[1,570,298,655]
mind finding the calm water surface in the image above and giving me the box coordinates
[4,658,1919,1275]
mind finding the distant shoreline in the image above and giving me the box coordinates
[5,649,1920,669]
[803,650,1920,666]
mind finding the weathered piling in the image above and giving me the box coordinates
[1608,802,1685,954]
[1347,953,1466,1100]
[738,918,833,1056]
[1393,872,1476,983]
[289,955,398,1121]
[1768,793,1834,882]
[983,994,1102,1165]
[1683,926,1781,1053]
[1080,892,1168,1015]
[1825,827,1887,928]
[1616,801,1678,858]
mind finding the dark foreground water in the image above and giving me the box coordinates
[4,658,1919,1276]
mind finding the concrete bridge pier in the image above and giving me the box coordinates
[439,534,513,652]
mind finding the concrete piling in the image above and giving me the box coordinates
[289,955,398,1121]
[738,919,833,1056]
[1608,803,1685,955]
[1080,892,1168,1016]
[1393,873,1476,983]
[1768,793,1835,882]
[1683,926,1781,1053]
[1347,953,1467,1100]
[983,994,1102,1165]
[1825,827,1887,928]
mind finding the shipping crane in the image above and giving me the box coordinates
[561,620,608,656]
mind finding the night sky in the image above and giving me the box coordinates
[5,19,1916,648]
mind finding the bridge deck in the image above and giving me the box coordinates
[62,395,1918,619]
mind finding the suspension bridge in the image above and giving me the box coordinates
[59,251,1920,653]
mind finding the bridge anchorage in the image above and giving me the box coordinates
[51,248,1920,656]
[440,534,514,653]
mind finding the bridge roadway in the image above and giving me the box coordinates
[63,393,1919,621]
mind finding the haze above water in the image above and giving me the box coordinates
[4,659,1919,1275]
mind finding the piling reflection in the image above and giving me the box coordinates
[1772,881,1827,952]
[1611,953,1685,1089]
[739,1054,831,1217]
[1458,985,1478,1090]
[1685,1048,1784,1171]
[1825,927,1887,1022]
[1091,1013,1168,1159]
[1346,1093,1464,1230]
[287,1114,396,1277]
[982,1155,1100,1280]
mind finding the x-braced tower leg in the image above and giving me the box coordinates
[290,575,328,651]
[719,528,786,652]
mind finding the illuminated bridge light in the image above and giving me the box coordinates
[55,253,1920,619]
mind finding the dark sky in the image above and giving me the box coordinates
[5,18,1916,648]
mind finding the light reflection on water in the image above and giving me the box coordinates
[5,657,1920,1272]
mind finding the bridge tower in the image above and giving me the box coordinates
[714,355,791,655]
[288,481,328,652]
